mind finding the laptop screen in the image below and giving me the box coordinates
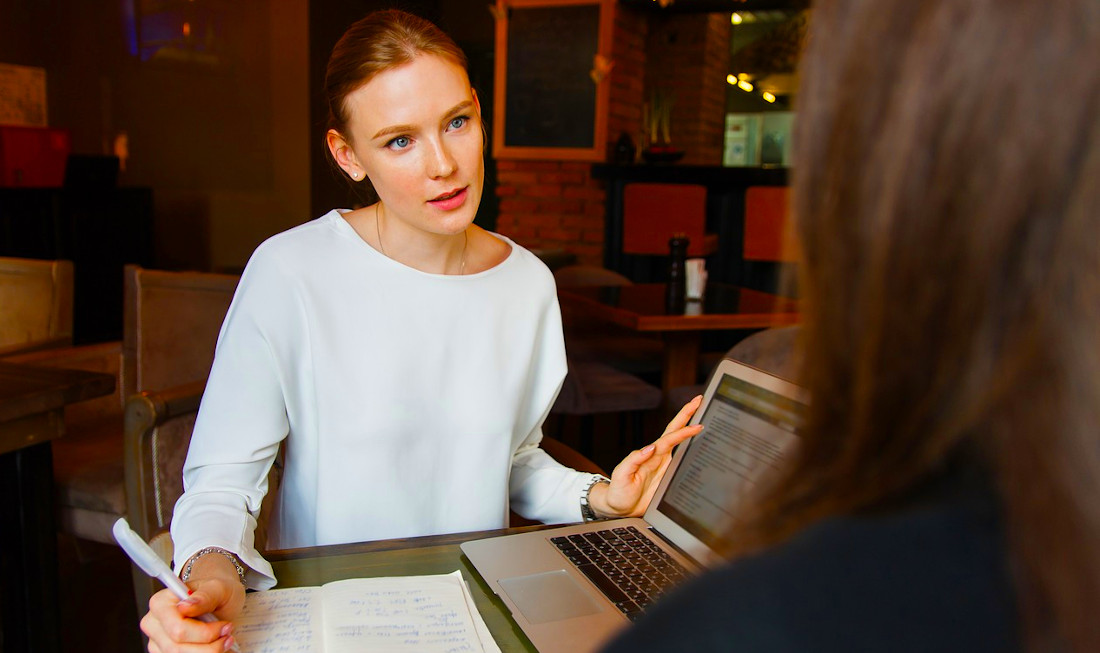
[655,370,804,552]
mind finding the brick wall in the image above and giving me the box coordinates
[494,6,648,266]
[494,7,725,264]
[645,13,729,165]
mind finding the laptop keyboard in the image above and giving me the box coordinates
[550,526,690,621]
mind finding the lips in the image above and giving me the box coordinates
[428,186,468,211]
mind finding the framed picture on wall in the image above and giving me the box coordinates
[491,0,614,161]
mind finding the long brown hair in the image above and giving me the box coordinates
[732,0,1100,649]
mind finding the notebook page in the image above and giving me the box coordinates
[233,586,322,653]
[321,571,490,653]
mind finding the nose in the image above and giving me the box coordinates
[426,138,457,179]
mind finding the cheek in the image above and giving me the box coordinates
[459,137,485,180]
[367,158,422,202]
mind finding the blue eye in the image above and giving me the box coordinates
[387,135,410,150]
[449,116,469,130]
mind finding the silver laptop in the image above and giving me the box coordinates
[461,359,807,653]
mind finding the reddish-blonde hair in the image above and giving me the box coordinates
[324,9,468,141]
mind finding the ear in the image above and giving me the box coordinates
[326,129,363,180]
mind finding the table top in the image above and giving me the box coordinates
[0,361,115,456]
[266,527,546,652]
[558,283,799,332]
[0,362,116,424]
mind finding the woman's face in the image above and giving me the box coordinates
[341,54,484,241]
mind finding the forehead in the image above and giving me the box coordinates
[344,54,472,134]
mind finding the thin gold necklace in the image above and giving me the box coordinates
[375,203,467,275]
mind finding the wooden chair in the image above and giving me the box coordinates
[740,186,799,296]
[121,264,239,399]
[2,265,237,549]
[0,256,73,355]
[552,265,664,455]
[622,183,719,258]
[554,264,663,376]
[667,325,803,411]
[4,342,126,544]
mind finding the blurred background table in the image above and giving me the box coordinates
[0,362,115,653]
[557,283,799,394]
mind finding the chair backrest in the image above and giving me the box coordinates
[725,324,802,381]
[622,183,711,257]
[744,186,799,262]
[0,256,73,354]
[122,265,239,400]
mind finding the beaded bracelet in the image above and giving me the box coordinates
[180,547,247,588]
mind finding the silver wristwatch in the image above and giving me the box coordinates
[580,474,611,522]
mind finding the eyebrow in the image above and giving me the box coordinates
[371,101,475,141]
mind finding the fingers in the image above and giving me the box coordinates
[613,421,701,480]
[662,395,703,436]
[142,587,233,651]
[655,422,703,454]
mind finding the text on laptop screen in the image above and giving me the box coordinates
[657,372,804,549]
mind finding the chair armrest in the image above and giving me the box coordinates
[123,380,206,544]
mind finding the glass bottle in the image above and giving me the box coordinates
[666,233,689,313]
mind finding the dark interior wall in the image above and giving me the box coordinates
[1,0,310,273]
[308,0,499,230]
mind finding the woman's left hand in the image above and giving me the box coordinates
[588,395,703,519]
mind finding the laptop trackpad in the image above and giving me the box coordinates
[499,570,604,624]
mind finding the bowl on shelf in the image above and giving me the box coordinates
[641,146,685,164]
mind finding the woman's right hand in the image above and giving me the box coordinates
[140,559,245,652]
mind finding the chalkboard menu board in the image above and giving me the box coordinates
[493,0,612,161]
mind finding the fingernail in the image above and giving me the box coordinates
[223,636,236,651]
[187,589,194,596]
[178,596,200,606]
[642,444,655,455]
[221,624,234,637]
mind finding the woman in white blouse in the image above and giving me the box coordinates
[140,9,702,651]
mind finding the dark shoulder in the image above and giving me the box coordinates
[603,470,1020,652]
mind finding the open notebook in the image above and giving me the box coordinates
[233,571,500,653]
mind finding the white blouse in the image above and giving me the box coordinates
[171,210,592,589]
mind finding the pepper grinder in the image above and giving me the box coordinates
[666,233,689,314]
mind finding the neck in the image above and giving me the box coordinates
[375,203,469,275]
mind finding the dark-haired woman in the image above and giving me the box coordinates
[605,0,1099,651]
[139,10,701,651]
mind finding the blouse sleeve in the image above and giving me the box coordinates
[507,278,593,524]
[170,245,300,590]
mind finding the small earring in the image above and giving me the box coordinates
[350,171,359,180]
